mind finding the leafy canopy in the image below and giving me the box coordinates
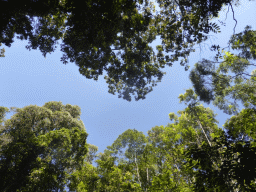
[0,101,89,191]
[0,0,240,101]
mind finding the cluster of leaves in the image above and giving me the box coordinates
[0,0,239,101]
[154,0,229,70]
[0,101,89,191]
[189,25,256,115]
[186,129,256,192]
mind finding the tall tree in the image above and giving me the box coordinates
[92,149,142,191]
[84,143,99,165]
[183,87,256,191]
[64,85,255,191]
[0,101,89,191]
[146,101,220,191]
[105,129,148,190]
[182,25,256,191]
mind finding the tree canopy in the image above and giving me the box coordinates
[64,17,256,190]
[188,25,256,115]
[0,0,243,101]
[1,95,255,191]
[0,101,89,191]
[179,23,256,191]
[1,0,256,190]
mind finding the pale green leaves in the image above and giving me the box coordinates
[178,88,199,106]
[168,112,178,123]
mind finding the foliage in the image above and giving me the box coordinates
[0,106,11,148]
[1,0,256,191]
[102,129,148,191]
[87,102,220,192]
[64,85,256,191]
[84,143,99,165]
[224,108,256,142]
[181,25,256,190]
[69,161,100,192]
[185,128,256,191]
[0,43,5,57]
[1,84,255,191]
[189,25,256,115]
[0,0,241,101]
[0,101,89,191]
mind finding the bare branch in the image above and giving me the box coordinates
[229,3,237,34]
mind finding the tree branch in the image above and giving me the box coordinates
[229,3,237,34]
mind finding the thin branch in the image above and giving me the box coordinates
[225,4,230,21]
[210,61,256,67]
[229,3,237,35]
[197,120,212,147]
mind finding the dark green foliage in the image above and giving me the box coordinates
[0,0,239,101]
[185,130,256,191]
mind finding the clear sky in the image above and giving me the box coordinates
[0,0,255,168]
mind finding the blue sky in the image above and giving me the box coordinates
[0,0,255,168]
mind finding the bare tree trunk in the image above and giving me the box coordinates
[197,120,212,147]
[134,151,142,188]
[147,167,149,183]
